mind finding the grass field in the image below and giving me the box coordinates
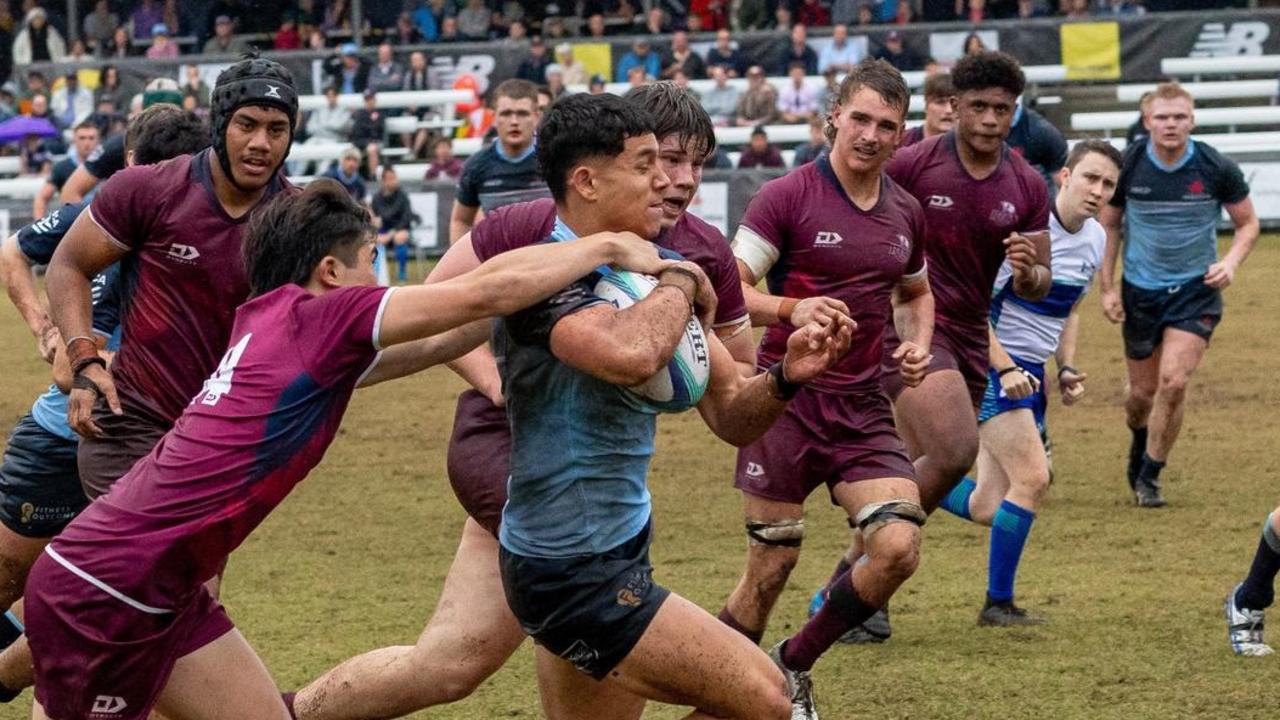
[1,237,1277,719]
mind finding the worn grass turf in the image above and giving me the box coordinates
[1,238,1277,719]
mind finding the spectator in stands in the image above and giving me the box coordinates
[964,0,987,22]
[457,0,492,40]
[664,31,707,80]
[792,114,828,166]
[274,15,302,50]
[52,71,93,129]
[327,43,370,94]
[438,14,462,41]
[702,65,741,126]
[145,24,178,59]
[691,0,729,30]
[831,0,860,25]
[964,32,986,55]
[819,24,862,74]
[324,147,367,201]
[424,136,463,180]
[391,11,424,44]
[874,30,923,71]
[777,62,820,123]
[1017,0,1048,17]
[324,0,353,32]
[815,66,839,113]
[506,19,527,41]
[13,8,66,66]
[588,74,607,94]
[305,85,353,147]
[372,165,415,282]
[582,13,607,37]
[736,65,779,126]
[855,3,875,26]
[706,29,746,78]
[737,0,770,30]
[516,36,552,84]
[555,44,587,86]
[130,0,164,40]
[625,65,648,89]
[33,119,98,218]
[772,24,818,76]
[773,6,793,31]
[102,25,133,58]
[616,38,662,83]
[738,126,784,168]
[351,88,386,178]
[798,0,831,27]
[83,0,119,53]
[1098,0,1145,16]
[409,0,440,42]
[0,87,16,123]
[19,132,53,177]
[403,50,431,94]
[644,7,668,34]
[204,15,248,54]
[182,66,210,108]
[368,42,405,94]
[22,71,49,107]
[94,66,127,110]
[892,0,915,22]
[307,28,327,49]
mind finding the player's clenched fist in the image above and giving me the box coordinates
[1003,232,1037,276]
[892,341,932,388]
[781,313,856,384]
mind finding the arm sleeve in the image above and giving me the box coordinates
[1109,144,1143,208]
[904,199,928,278]
[455,153,483,208]
[87,166,161,251]
[83,135,126,180]
[505,277,608,348]
[734,180,790,265]
[16,202,85,264]
[295,285,395,387]
[1215,155,1250,205]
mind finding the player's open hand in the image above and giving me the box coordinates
[791,296,851,328]
[781,313,855,384]
[1059,367,1087,406]
[1203,259,1238,289]
[603,232,668,277]
[36,322,60,364]
[1003,233,1037,277]
[892,341,932,388]
[68,363,122,438]
[999,366,1039,401]
[1100,288,1124,323]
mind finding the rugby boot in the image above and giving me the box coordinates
[1226,584,1274,657]
[840,606,891,644]
[977,599,1046,627]
[1133,476,1166,508]
[768,641,820,720]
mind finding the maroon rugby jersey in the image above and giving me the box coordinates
[47,284,391,609]
[88,149,295,425]
[736,156,925,394]
[900,126,926,147]
[886,133,1048,338]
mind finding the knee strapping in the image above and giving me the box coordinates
[746,518,804,547]
[855,500,926,540]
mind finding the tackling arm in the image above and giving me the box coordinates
[59,164,98,204]
[0,233,57,360]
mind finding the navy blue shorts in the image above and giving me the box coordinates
[499,521,670,679]
[978,359,1047,430]
[0,415,88,538]
[1122,279,1222,360]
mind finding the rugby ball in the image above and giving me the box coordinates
[593,270,710,414]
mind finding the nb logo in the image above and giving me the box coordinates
[1190,22,1269,57]
[264,84,283,99]
[91,695,127,715]
[814,231,843,247]
[745,462,765,478]
[166,244,200,262]
[927,195,953,209]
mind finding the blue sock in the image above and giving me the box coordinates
[395,243,409,280]
[939,477,976,521]
[988,500,1036,603]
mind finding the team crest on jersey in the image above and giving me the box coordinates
[1186,179,1206,198]
[814,231,843,247]
[989,200,1018,226]
[166,243,200,264]
[927,195,953,209]
[888,233,911,262]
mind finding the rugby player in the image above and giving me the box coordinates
[1226,508,1280,656]
[291,81,757,720]
[1098,82,1259,508]
[490,92,850,720]
[938,139,1122,625]
[1005,101,1068,193]
[448,79,550,243]
[46,57,298,506]
[845,50,1053,642]
[899,73,955,147]
[23,180,677,720]
[716,60,933,717]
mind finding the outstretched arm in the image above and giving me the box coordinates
[1,233,58,362]
[358,320,491,387]
[735,259,849,329]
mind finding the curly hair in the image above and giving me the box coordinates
[126,104,210,166]
[951,50,1025,98]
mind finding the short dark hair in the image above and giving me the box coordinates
[243,179,372,297]
[951,50,1026,97]
[73,119,100,134]
[623,81,716,162]
[1065,138,1122,172]
[922,73,955,102]
[827,58,910,143]
[494,78,539,104]
[537,92,655,203]
[127,105,210,165]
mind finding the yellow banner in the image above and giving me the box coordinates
[1061,22,1121,81]
[573,43,613,82]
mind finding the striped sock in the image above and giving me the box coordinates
[939,477,977,521]
[988,500,1036,603]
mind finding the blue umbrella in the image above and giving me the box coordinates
[0,115,58,144]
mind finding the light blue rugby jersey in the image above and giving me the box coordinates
[1111,139,1249,290]
[990,212,1105,365]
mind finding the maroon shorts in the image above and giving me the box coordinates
[27,550,233,720]
[734,387,916,505]
[882,325,989,410]
[78,398,170,499]
[446,389,511,537]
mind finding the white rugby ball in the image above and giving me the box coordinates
[593,270,711,414]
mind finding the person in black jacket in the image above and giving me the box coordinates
[324,43,371,94]
[350,88,386,178]
[371,165,415,282]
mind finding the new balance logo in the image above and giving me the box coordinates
[91,695,127,715]
[1190,22,1269,57]
[927,195,953,209]
[166,244,200,262]
[745,462,765,478]
[264,84,283,99]
[814,231,843,247]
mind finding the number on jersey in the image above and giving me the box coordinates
[197,333,252,406]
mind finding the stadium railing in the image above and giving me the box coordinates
[1161,55,1280,79]
[1071,107,1280,134]
[1115,79,1280,102]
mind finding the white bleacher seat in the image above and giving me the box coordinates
[297,89,473,112]
[1116,79,1279,102]
[1161,55,1280,78]
[0,157,21,175]
[1071,106,1280,133]
[716,124,811,146]
[0,177,50,199]
[1066,132,1280,156]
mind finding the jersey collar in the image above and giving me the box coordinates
[496,138,537,163]
[1145,138,1195,173]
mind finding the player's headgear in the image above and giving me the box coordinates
[141,77,183,108]
[210,55,298,190]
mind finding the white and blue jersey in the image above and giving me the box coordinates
[1110,139,1249,291]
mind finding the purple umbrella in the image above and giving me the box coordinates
[0,116,58,144]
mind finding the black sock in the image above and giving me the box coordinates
[1128,427,1148,486]
[1238,520,1280,611]
[1137,453,1165,484]
[0,611,20,651]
